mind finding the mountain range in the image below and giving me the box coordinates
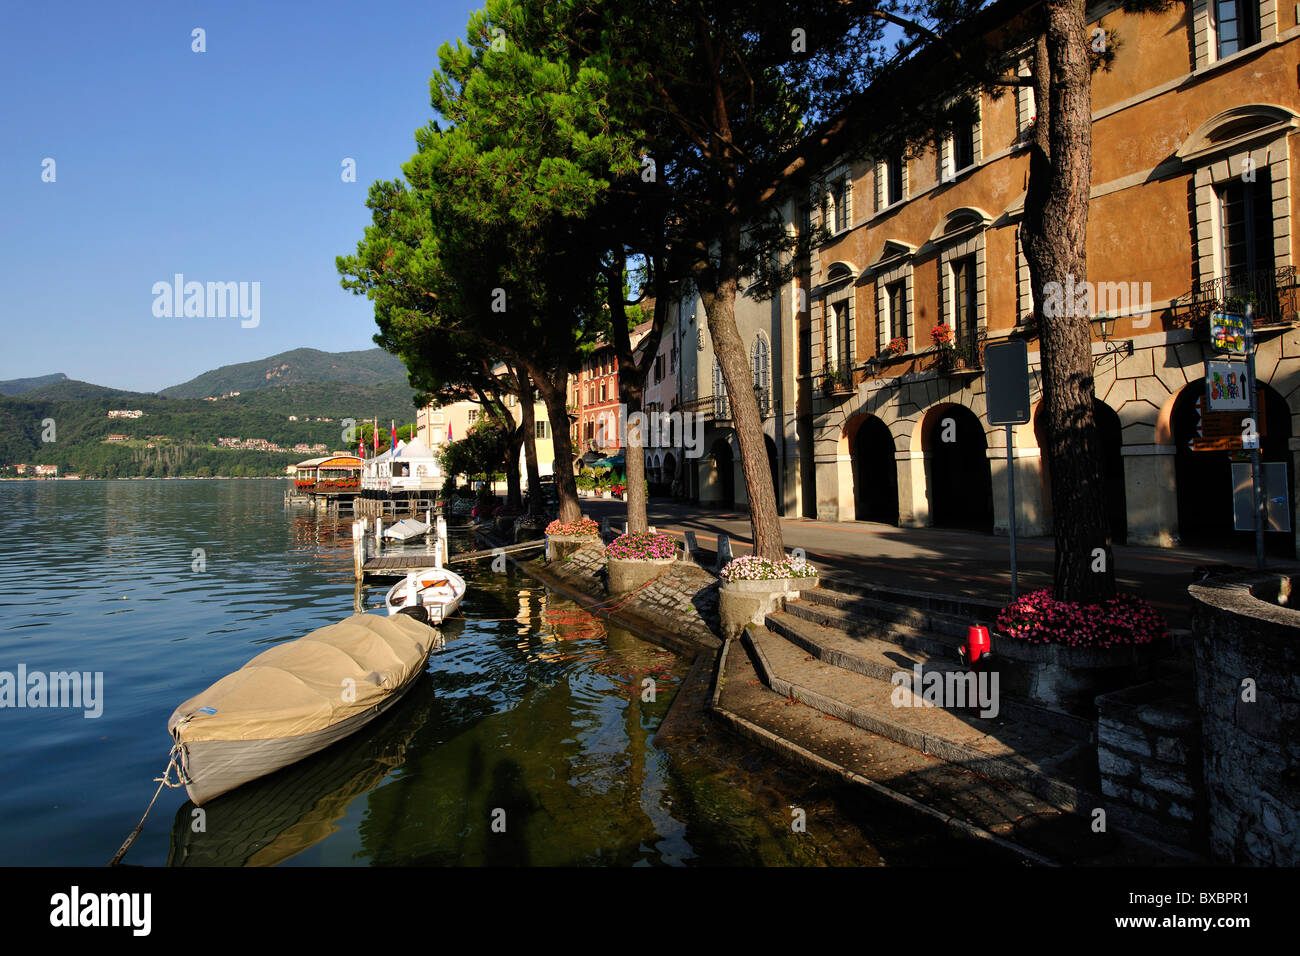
[0,348,423,478]
[0,347,410,400]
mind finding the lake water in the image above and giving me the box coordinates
[0,479,997,866]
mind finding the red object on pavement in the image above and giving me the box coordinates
[966,625,991,665]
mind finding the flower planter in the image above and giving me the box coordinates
[608,555,677,594]
[988,636,1170,715]
[546,534,602,564]
[719,576,815,639]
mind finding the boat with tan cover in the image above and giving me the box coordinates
[167,610,437,806]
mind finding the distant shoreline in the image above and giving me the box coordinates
[0,476,291,482]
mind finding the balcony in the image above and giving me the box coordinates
[1172,266,1299,335]
[931,326,985,376]
[677,394,731,423]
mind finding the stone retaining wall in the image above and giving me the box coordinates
[1190,571,1300,866]
[1095,678,1205,850]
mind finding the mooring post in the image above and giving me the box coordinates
[715,533,732,574]
[374,515,383,556]
[352,520,365,581]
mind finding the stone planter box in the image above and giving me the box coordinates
[608,555,677,594]
[600,490,612,499]
[546,534,601,564]
[988,634,1169,716]
[719,576,815,639]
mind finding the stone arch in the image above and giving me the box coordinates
[845,412,899,524]
[921,402,993,531]
[1172,379,1295,556]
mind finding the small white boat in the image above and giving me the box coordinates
[167,611,438,806]
[383,518,430,541]
[384,568,466,624]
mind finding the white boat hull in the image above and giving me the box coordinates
[384,568,466,624]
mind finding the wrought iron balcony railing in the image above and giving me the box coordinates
[1173,266,1299,329]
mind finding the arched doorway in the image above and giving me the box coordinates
[710,438,735,509]
[925,405,993,531]
[1173,381,1294,556]
[1034,400,1127,543]
[851,416,899,524]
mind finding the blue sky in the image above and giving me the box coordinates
[0,0,480,392]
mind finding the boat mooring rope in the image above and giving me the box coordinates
[109,745,186,866]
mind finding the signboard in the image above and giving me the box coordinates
[985,340,1031,425]
[1232,462,1290,532]
[1190,392,1265,452]
[1206,360,1250,411]
[1210,312,1249,354]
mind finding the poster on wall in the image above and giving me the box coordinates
[1209,312,1249,354]
[1206,360,1251,411]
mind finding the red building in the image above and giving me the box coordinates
[569,321,653,457]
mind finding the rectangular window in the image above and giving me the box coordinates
[1216,0,1261,58]
[887,154,904,205]
[832,301,853,369]
[535,421,548,440]
[953,119,976,172]
[952,255,977,341]
[599,383,606,403]
[833,178,849,232]
[654,354,665,382]
[1219,178,1274,281]
[886,280,907,343]
[467,409,479,425]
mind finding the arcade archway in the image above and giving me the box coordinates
[1172,381,1294,556]
[850,415,899,525]
[1034,400,1127,543]
[924,404,993,531]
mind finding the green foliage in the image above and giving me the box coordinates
[161,347,409,398]
[0,378,417,478]
[438,419,509,483]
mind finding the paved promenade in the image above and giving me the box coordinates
[577,498,1269,626]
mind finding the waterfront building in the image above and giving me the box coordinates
[794,0,1299,555]
[672,227,803,514]
[416,393,556,488]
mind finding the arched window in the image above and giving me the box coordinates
[751,335,771,417]
[712,358,729,420]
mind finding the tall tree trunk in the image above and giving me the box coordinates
[1022,2,1115,603]
[515,366,543,516]
[696,253,784,562]
[622,389,648,534]
[504,428,523,509]
[532,364,582,523]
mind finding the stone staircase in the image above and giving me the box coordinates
[713,581,1200,864]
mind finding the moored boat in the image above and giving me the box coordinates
[167,611,438,806]
[384,568,466,623]
[383,517,430,541]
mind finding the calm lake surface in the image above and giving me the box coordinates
[0,479,996,866]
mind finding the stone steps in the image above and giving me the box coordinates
[768,607,1094,740]
[711,636,1188,865]
[745,623,1098,813]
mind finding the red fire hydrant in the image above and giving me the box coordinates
[965,625,991,665]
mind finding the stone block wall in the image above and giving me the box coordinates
[1190,572,1300,866]
[1095,678,1205,850]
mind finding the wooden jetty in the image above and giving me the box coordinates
[361,540,546,578]
[349,513,544,580]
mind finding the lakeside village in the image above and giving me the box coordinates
[22,0,1299,870]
